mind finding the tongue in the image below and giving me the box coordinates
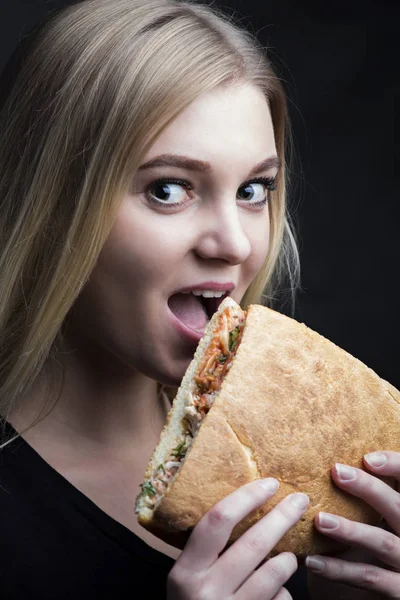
[168,293,208,331]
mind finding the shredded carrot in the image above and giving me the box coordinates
[193,307,246,400]
[199,350,220,377]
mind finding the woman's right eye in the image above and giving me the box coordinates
[146,179,193,207]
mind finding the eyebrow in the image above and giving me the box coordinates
[138,154,282,176]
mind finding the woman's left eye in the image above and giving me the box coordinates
[237,183,266,203]
[237,178,277,205]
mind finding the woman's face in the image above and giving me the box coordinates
[71,84,280,386]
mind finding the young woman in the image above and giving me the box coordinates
[1,1,399,598]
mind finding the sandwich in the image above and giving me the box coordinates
[135,297,400,557]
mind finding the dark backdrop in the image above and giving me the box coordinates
[1,0,399,389]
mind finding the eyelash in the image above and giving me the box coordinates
[145,176,278,210]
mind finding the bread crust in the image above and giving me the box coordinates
[141,304,400,557]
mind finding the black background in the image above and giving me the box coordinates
[1,0,399,389]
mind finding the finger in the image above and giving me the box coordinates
[364,451,400,481]
[272,588,293,600]
[209,493,308,592]
[314,512,400,570]
[331,463,400,534]
[305,555,400,596]
[234,553,297,600]
[177,478,280,573]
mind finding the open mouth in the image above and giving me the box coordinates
[201,295,225,319]
[168,292,229,333]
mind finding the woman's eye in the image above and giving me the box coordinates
[143,177,275,209]
[237,182,266,203]
[147,181,191,205]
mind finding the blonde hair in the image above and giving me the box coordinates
[0,0,299,438]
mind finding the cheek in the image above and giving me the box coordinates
[102,202,183,284]
[247,211,271,273]
[97,198,271,292]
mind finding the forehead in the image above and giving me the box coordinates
[145,84,276,167]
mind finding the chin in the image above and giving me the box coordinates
[151,355,194,388]
[154,364,190,389]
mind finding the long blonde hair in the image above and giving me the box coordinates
[0,0,299,437]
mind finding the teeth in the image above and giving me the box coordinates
[191,290,226,298]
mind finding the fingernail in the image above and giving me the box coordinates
[319,512,339,530]
[289,493,309,510]
[364,452,387,467]
[335,463,356,481]
[305,556,325,572]
[259,478,279,492]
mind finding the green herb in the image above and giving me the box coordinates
[140,481,156,497]
[196,381,207,392]
[229,326,241,351]
[157,464,165,473]
[216,354,228,364]
[172,440,187,459]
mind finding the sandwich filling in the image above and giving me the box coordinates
[137,303,246,510]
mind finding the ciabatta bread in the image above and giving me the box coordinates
[135,299,400,557]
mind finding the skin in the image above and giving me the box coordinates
[9,83,399,598]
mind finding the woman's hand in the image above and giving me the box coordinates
[305,451,400,598]
[167,478,309,600]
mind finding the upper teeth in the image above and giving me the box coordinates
[188,290,226,298]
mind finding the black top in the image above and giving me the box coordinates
[0,421,310,599]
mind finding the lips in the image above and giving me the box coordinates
[177,282,235,294]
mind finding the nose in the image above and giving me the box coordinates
[194,201,252,265]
